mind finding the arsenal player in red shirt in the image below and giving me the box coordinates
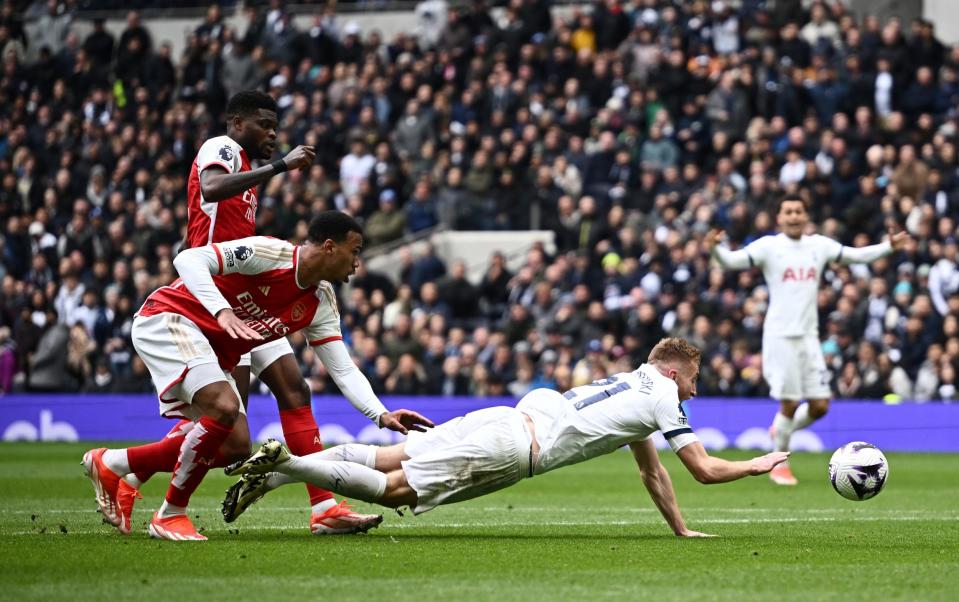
[84,211,432,540]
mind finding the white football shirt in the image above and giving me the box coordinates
[516,364,697,475]
[742,234,840,336]
[714,233,891,337]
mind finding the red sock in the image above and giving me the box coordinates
[128,419,235,481]
[165,416,233,507]
[128,419,194,476]
[279,406,334,506]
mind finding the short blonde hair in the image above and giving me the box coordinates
[648,337,701,367]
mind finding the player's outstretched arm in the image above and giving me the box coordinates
[172,245,265,340]
[704,229,754,270]
[314,339,434,434]
[837,227,910,265]
[676,441,789,484]
[629,440,715,537]
[200,145,315,202]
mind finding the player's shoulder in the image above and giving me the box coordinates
[221,236,295,258]
[313,280,342,321]
[315,280,339,302]
[804,233,841,250]
[636,364,679,397]
[198,135,241,161]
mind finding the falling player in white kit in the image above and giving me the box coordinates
[222,338,790,536]
[704,196,910,485]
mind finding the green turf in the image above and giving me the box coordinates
[0,443,957,601]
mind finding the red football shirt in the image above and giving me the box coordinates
[139,237,342,370]
[185,135,258,248]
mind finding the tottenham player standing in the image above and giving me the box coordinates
[85,212,433,540]
[84,92,382,535]
[222,338,789,536]
[703,196,910,485]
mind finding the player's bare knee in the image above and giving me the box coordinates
[779,400,800,416]
[209,397,241,425]
[809,400,829,419]
[194,382,241,425]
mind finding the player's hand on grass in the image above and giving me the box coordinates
[703,228,725,252]
[749,451,790,475]
[676,529,717,538]
[379,409,435,434]
[283,145,316,171]
[216,309,263,340]
[888,226,911,251]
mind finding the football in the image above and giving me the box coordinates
[828,442,889,501]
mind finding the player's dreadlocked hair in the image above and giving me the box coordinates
[225,90,277,119]
[648,338,701,367]
[308,210,364,244]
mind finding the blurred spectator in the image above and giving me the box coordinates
[365,189,406,247]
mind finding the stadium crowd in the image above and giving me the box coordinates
[1,0,958,402]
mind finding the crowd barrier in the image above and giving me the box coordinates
[1,394,957,452]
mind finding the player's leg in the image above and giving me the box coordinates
[763,335,801,485]
[150,368,241,541]
[226,407,530,521]
[235,441,413,506]
[94,356,253,533]
[764,334,801,450]
[222,439,387,532]
[255,340,385,533]
[771,399,800,451]
[223,362,254,461]
[794,398,829,427]
[254,345,337,512]
[791,335,832,433]
[222,440,407,522]
[222,421,428,523]
[95,375,251,534]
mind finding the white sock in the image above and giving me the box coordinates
[157,501,186,518]
[102,449,131,475]
[309,444,378,468]
[265,471,297,491]
[791,403,815,431]
[772,412,793,452]
[278,457,387,503]
[312,499,338,515]
[123,474,145,489]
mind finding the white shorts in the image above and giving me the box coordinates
[762,333,831,401]
[236,337,294,377]
[132,313,244,419]
[402,406,533,514]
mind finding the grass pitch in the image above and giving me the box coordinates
[0,443,957,601]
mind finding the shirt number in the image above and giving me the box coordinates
[565,375,632,411]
